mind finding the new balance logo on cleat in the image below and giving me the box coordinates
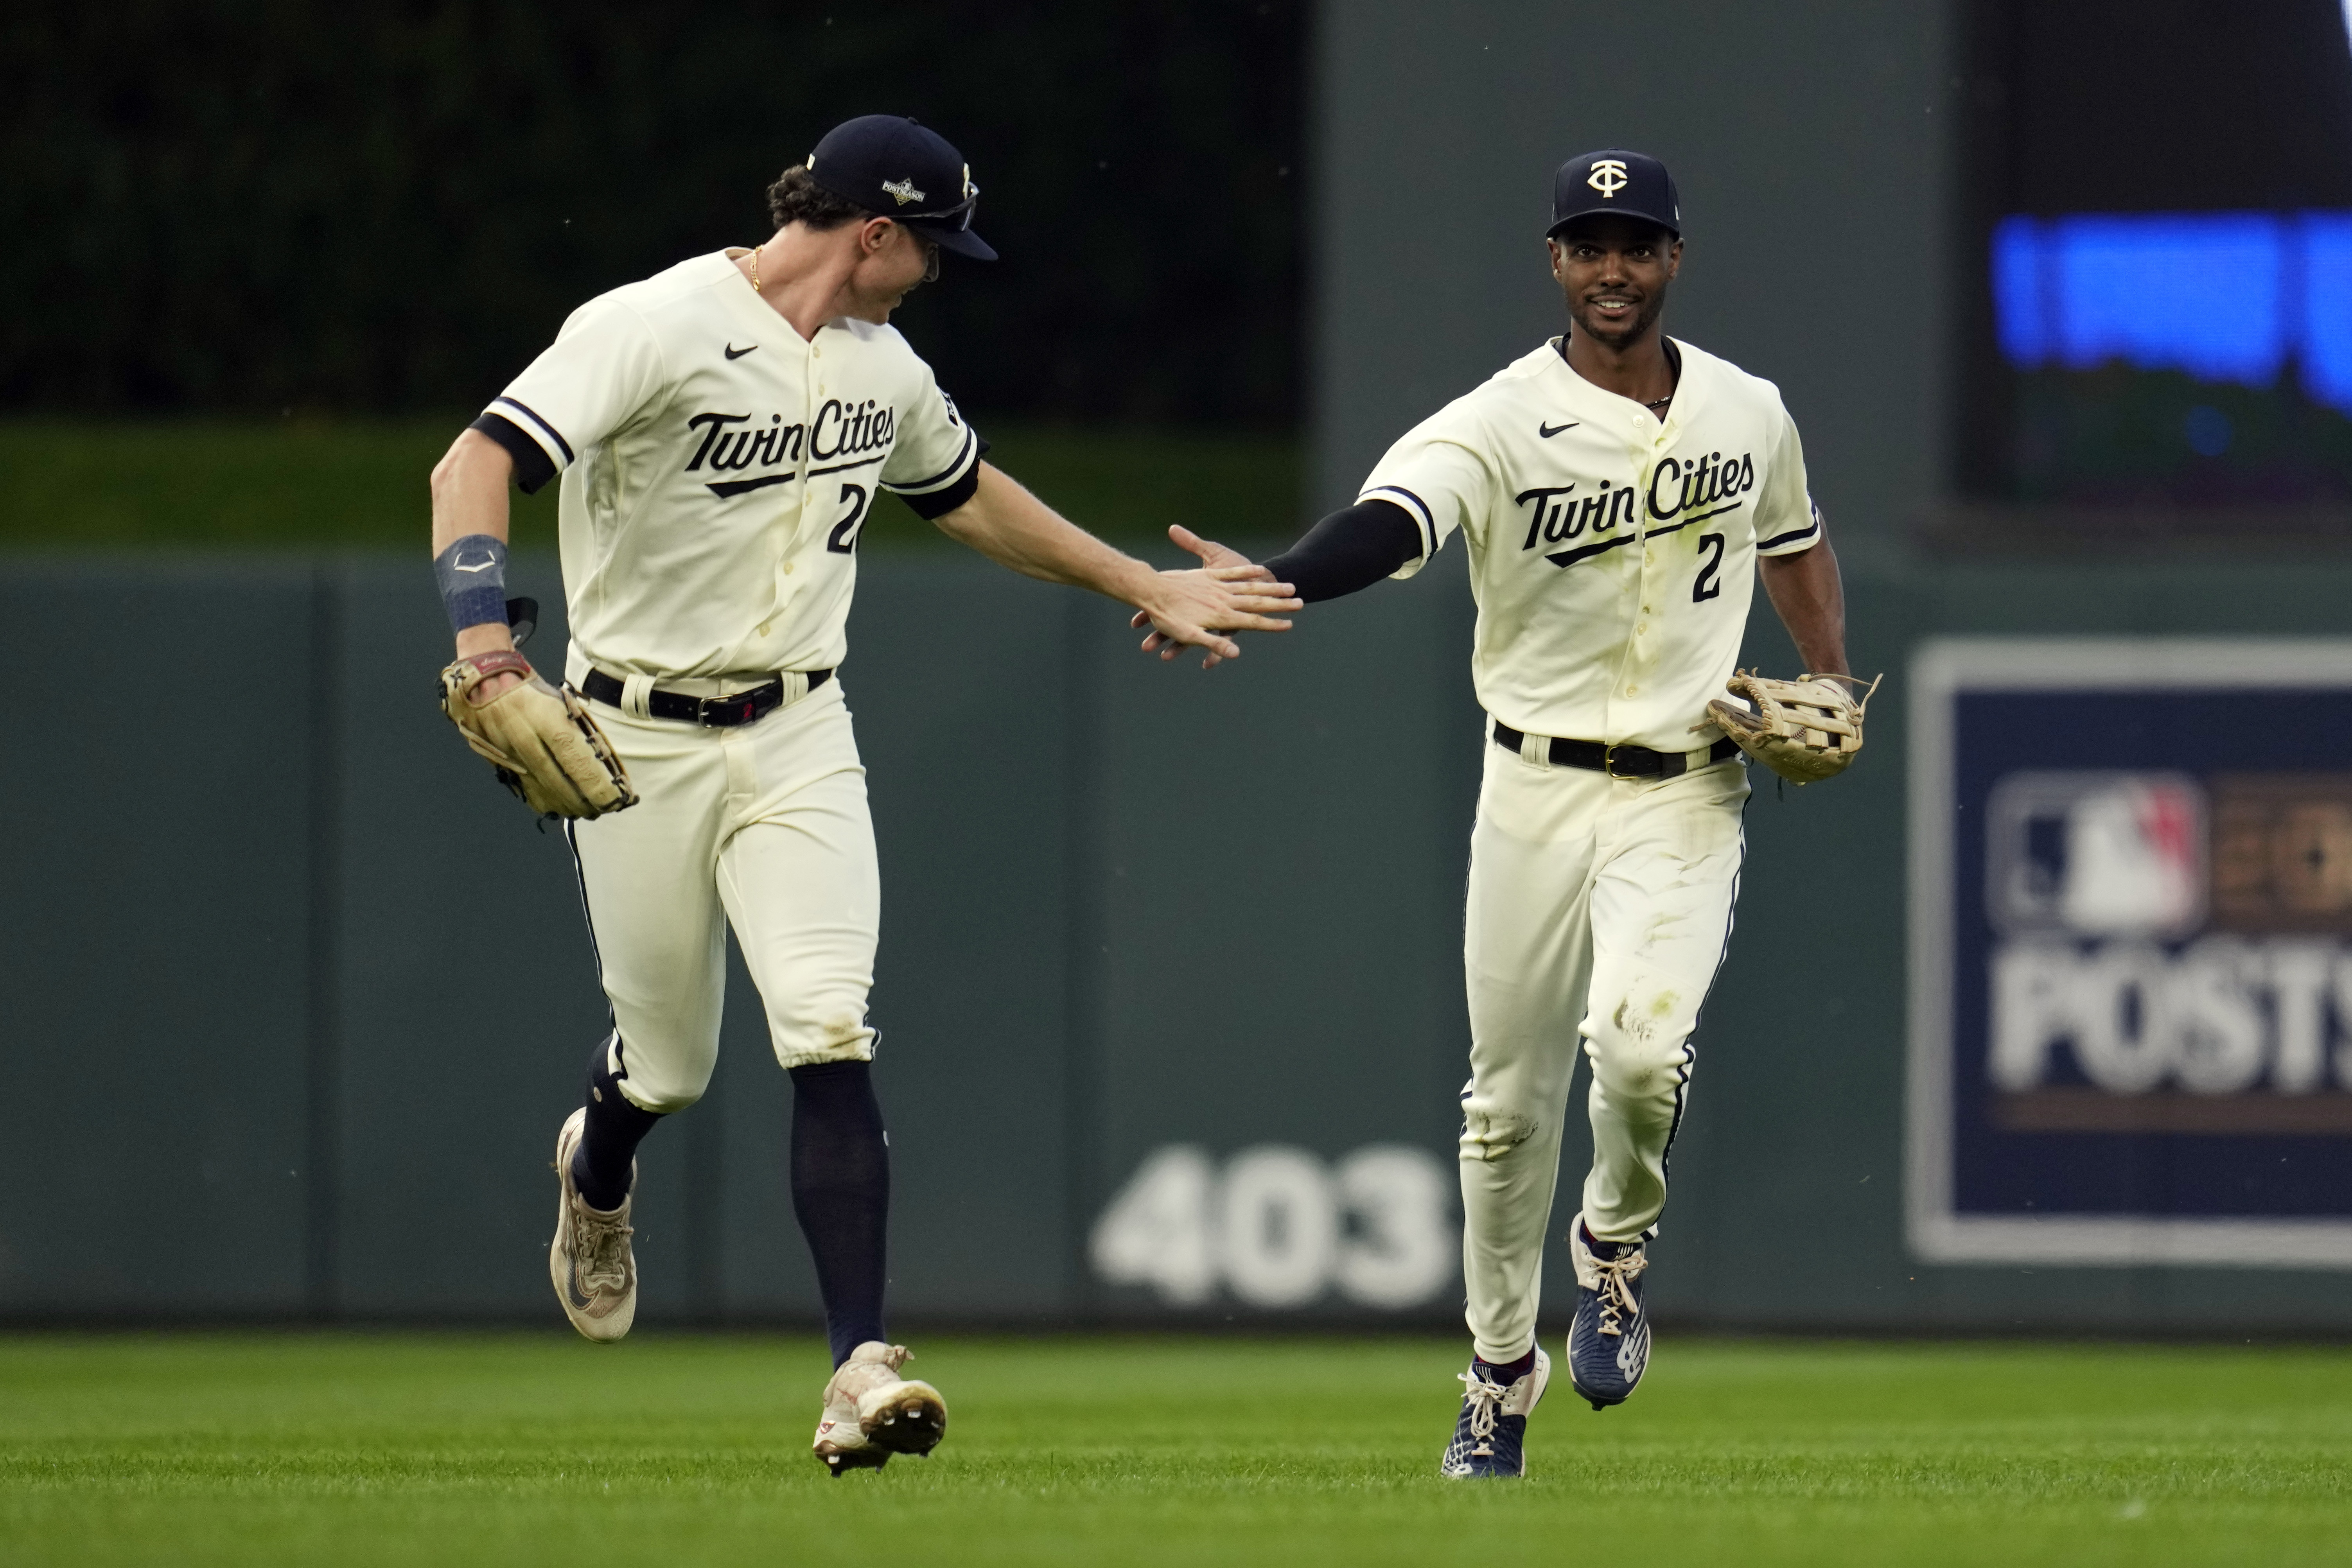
[1440,1346,1550,1478]
[1565,1213,1650,1409]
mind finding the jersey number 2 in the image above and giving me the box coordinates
[1693,532,1724,603]
[826,483,873,554]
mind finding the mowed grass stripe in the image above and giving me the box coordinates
[0,1334,2348,1566]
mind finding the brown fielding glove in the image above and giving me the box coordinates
[438,649,638,818]
[1706,669,1883,786]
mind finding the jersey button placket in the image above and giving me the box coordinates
[765,335,819,636]
[1627,417,1672,697]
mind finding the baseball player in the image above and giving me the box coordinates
[426,115,1298,1475]
[1144,149,1868,1475]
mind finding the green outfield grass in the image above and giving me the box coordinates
[1,1334,2348,1566]
[0,420,1301,552]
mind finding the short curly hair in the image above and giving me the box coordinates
[766,164,875,232]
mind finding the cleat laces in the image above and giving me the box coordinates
[1456,1369,1513,1453]
[572,1205,633,1295]
[1590,1249,1648,1338]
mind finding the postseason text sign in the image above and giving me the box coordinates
[1909,639,2352,1267]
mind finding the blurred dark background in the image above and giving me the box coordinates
[1954,0,2352,511]
[0,0,1305,428]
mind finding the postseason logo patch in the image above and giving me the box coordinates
[1909,639,2352,1267]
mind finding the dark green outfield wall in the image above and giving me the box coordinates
[1702,557,2352,1335]
[4,550,2349,1333]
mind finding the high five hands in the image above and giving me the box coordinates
[1132,525,1293,669]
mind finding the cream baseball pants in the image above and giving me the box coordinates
[565,678,880,1113]
[1459,739,1748,1363]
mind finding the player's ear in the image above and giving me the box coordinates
[1666,238,1683,278]
[859,216,895,257]
[1547,237,1566,281]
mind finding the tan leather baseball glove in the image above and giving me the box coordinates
[438,649,638,818]
[1706,669,1883,786]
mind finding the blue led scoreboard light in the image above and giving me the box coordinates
[1993,213,2352,416]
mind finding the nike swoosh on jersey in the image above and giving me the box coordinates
[706,472,796,499]
[1539,421,1578,438]
[724,343,758,360]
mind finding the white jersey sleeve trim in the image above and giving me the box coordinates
[879,423,979,495]
[489,395,576,468]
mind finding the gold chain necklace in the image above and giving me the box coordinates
[750,242,764,294]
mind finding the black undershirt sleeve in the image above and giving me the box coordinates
[1262,498,1424,603]
[467,411,560,495]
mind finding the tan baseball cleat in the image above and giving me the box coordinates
[549,1107,637,1342]
[812,1341,948,1475]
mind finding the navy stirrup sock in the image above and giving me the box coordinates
[788,1059,891,1368]
[571,1036,662,1212]
[1474,1348,1538,1384]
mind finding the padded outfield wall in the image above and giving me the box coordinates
[5,552,2352,1335]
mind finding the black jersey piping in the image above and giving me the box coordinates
[1757,518,1822,551]
[492,396,575,465]
[880,425,978,494]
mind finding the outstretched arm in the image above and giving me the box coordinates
[1262,499,1423,601]
[933,461,1300,662]
[1757,535,1849,676]
[1132,499,1423,667]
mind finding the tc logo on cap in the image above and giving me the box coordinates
[881,178,925,206]
[1587,159,1629,197]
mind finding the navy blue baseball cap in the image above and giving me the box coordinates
[1548,149,1681,240]
[806,115,997,261]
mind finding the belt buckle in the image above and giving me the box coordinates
[697,690,762,728]
[1603,743,1644,780]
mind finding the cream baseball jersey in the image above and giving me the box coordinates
[478,249,982,682]
[1360,336,1820,752]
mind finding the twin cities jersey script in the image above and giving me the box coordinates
[1360,336,1820,753]
[482,249,982,683]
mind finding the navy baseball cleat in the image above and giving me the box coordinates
[1439,1346,1550,1477]
[1565,1213,1650,1409]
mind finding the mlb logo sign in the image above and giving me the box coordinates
[1986,772,2207,940]
[1909,640,2352,1267]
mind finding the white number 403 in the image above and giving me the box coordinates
[1089,1143,1458,1310]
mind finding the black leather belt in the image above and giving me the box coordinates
[1491,719,1740,779]
[582,666,831,727]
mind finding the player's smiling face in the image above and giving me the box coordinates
[1549,215,1682,351]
